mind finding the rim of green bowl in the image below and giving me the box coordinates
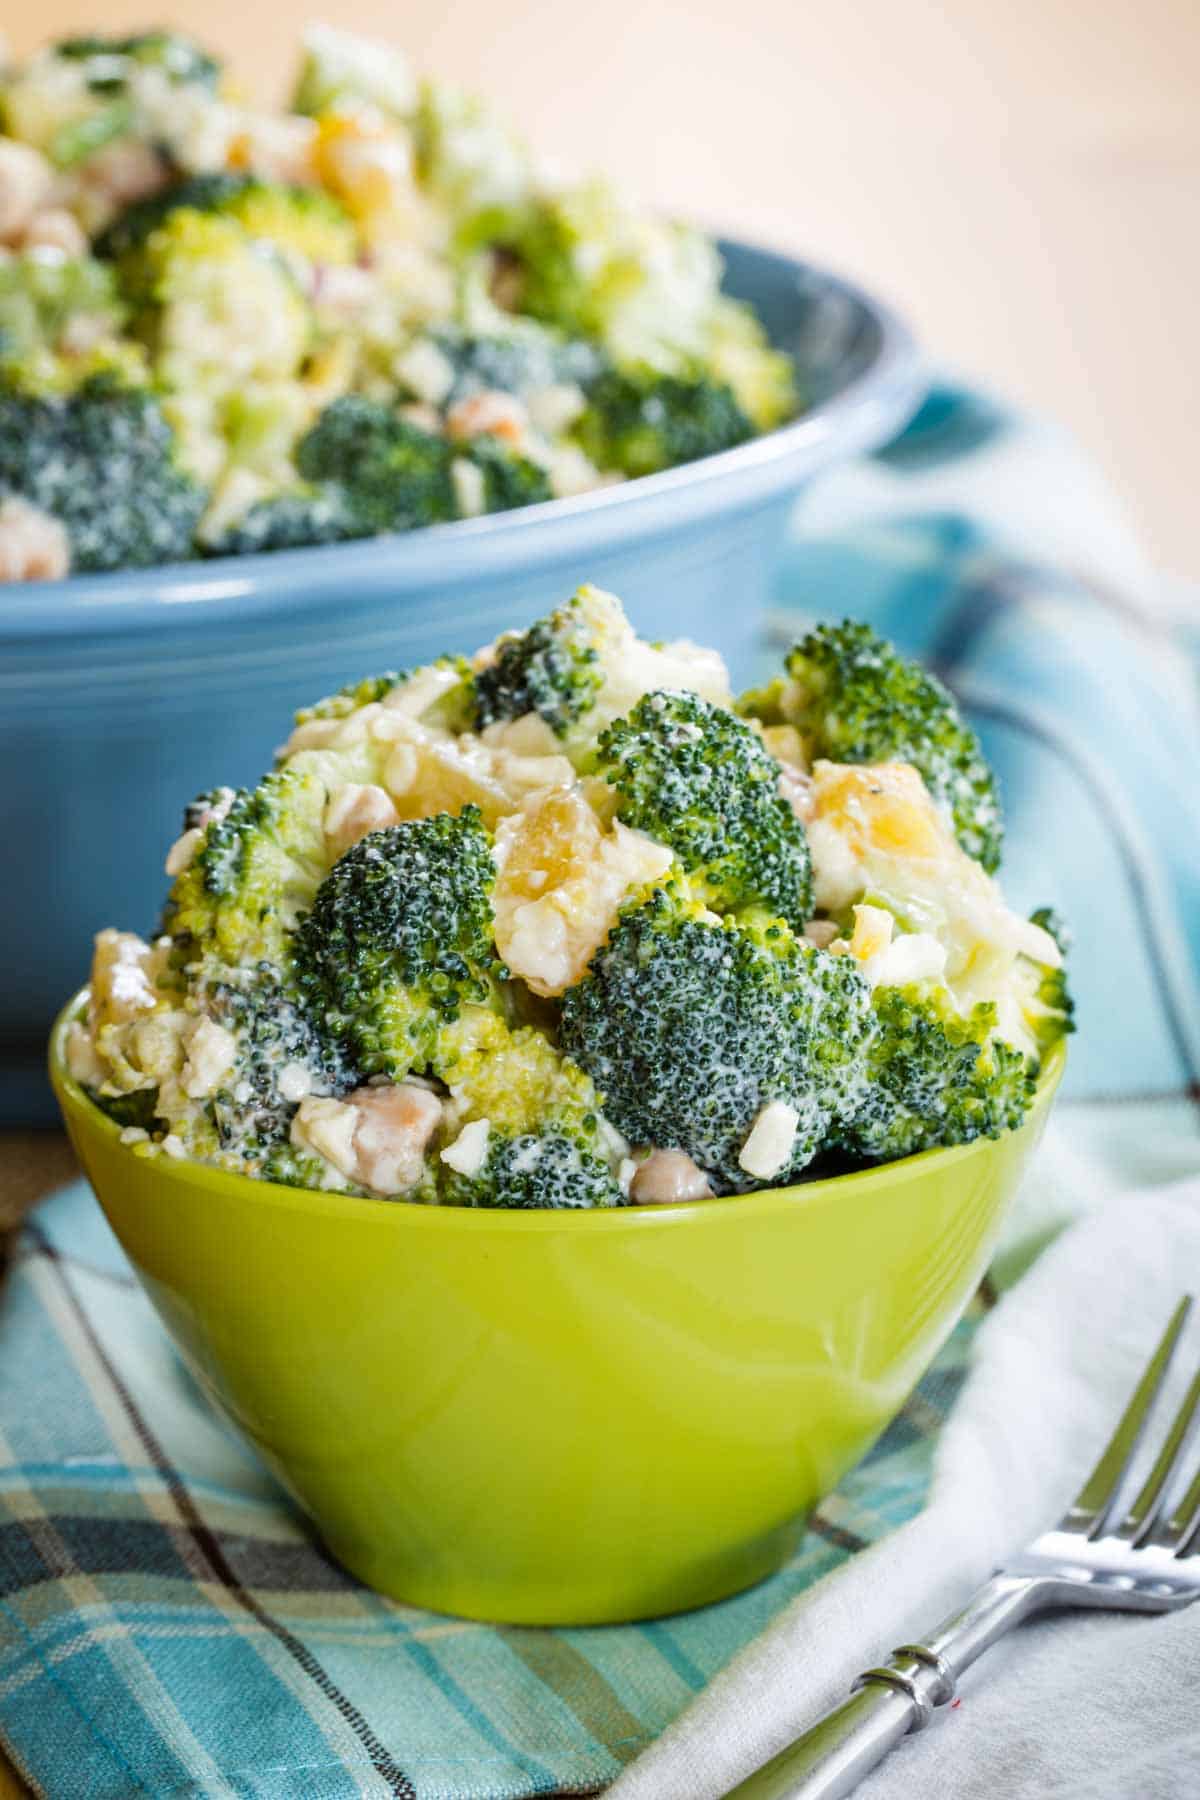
[49,988,1066,1232]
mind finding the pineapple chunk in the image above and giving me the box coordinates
[492,786,673,995]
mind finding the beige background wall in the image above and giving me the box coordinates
[7,0,1198,577]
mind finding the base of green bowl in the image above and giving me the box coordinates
[323,1514,809,1627]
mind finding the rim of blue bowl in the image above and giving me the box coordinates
[0,243,923,639]
[50,989,1064,1233]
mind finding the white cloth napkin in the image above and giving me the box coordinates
[609,1135,1200,1799]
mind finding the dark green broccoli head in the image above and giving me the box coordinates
[97,172,355,267]
[0,370,205,573]
[203,438,548,558]
[474,591,603,736]
[203,487,365,559]
[574,367,754,479]
[441,1129,623,1209]
[595,689,813,927]
[456,436,551,513]
[747,621,1003,873]
[297,397,457,534]
[295,809,498,1081]
[835,984,1033,1162]
[163,769,328,967]
[204,962,356,1161]
[560,887,875,1191]
[428,324,604,408]
[0,253,125,368]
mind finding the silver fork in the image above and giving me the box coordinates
[725,1296,1200,1800]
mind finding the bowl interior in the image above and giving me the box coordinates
[720,238,892,407]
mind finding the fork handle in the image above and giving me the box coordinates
[723,1574,1043,1799]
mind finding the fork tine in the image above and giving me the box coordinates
[1124,1364,1200,1543]
[1063,1296,1193,1538]
[1166,1462,1200,1557]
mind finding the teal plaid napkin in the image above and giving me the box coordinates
[0,1180,975,1799]
[3,384,1198,1797]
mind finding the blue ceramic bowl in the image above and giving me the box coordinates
[3,239,923,1120]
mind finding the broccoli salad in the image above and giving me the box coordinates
[66,588,1073,1208]
[0,27,797,582]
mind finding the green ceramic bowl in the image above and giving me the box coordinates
[50,994,1064,1624]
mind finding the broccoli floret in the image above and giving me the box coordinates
[1017,906,1075,1064]
[436,1012,596,1135]
[836,984,1033,1162]
[163,769,328,967]
[297,396,456,533]
[203,486,365,558]
[744,622,1004,873]
[433,1011,622,1208]
[428,323,604,408]
[459,436,551,512]
[503,181,647,340]
[117,211,313,488]
[560,887,875,1191]
[472,584,733,750]
[295,670,409,725]
[292,656,474,732]
[575,367,754,479]
[295,810,498,1082]
[97,173,356,268]
[594,690,813,927]
[0,253,125,371]
[703,296,799,432]
[507,183,795,429]
[474,589,604,737]
[209,408,549,550]
[0,369,205,571]
[128,210,312,373]
[203,962,355,1162]
[443,1131,622,1210]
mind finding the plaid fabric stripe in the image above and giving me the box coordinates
[0,1184,970,1799]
